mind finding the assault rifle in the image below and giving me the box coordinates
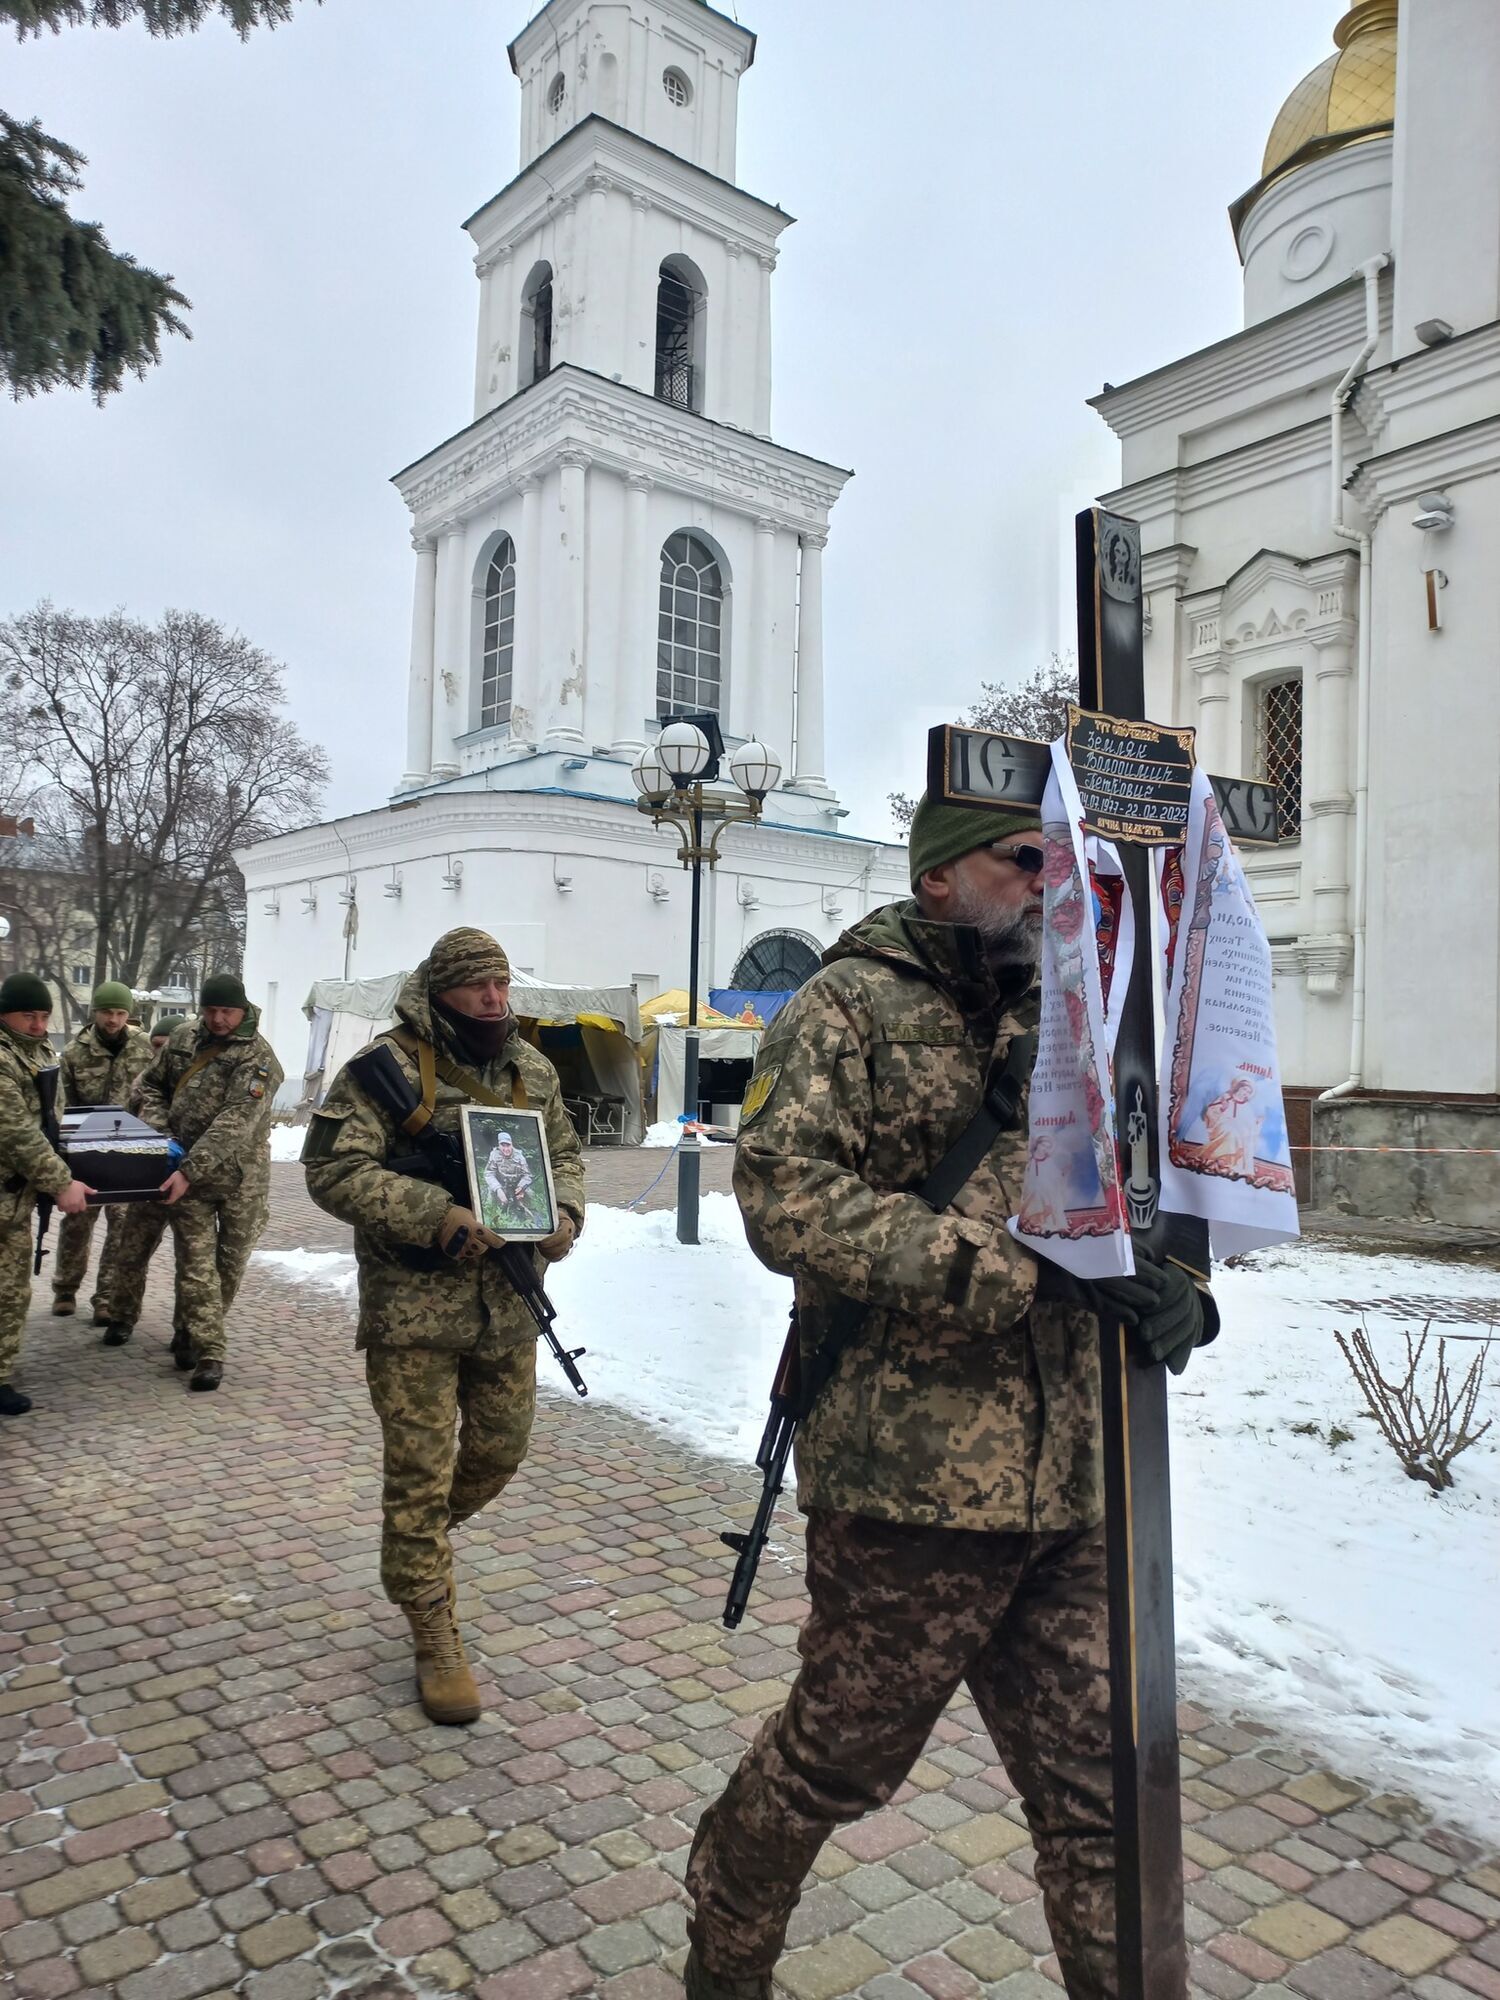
[347,1041,588,1396]
[721,1311,802,1629]
[32,1065,61,1277]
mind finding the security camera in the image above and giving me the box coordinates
[1413,492,1454,532]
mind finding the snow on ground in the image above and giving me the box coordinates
[642,1120,686,1148]
[255,1247,357,1296]
[256,1209,1500,1838]
[268,1123,306,1163]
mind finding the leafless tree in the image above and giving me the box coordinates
[1,603,326,995]
[890,653,1078,832]
[1335,1323,1493,1492]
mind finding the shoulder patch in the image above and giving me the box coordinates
[739,1062,783,1128]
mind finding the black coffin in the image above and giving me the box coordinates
[62,1106,179,1203]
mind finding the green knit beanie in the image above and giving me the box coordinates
[200,972,249,1010]
[907,794,1043,890]
[92,981,133,1012]
[0,972,53,1015]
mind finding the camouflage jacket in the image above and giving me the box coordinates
[133,1007,282,1202]
[302,966,585,1353]
[734,900,1102,1534]
[0,1022,72,1233]
[60,1023,155,1110]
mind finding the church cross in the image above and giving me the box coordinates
[928,509,1280,2000]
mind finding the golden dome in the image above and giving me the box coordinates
[1261,0,1397,184]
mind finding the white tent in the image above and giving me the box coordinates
[654,1022,762,1128]
[294,972,645,1143]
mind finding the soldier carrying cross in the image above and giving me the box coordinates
[686,511,1288,2000]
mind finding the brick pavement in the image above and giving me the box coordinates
[2,1162,1497,2000]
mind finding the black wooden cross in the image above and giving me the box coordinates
[927,508,1279,2000]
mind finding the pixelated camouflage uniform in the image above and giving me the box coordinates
[99,1009,282,1362]
[302,963,585,1603]
[0,1023,73,1387]
[686,900,1117,2000]
[51,1021,154,1310]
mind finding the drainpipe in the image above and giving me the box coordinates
[1318,253,1389,1108]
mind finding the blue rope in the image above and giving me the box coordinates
[625,1138,683,1211]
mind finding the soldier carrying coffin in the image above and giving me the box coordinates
[50,981,153,1326]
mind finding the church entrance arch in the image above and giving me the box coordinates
[731,929,822,993]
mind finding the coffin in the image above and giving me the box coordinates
[62,1106,182,1203]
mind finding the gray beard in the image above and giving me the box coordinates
[947,885,1041,970]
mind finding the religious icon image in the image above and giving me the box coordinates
[1171,1065,1289,1191]
[459,1106,559,1241]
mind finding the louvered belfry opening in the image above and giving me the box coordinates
[655,268,696,409]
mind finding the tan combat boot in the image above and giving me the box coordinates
[400,1577,480,1725]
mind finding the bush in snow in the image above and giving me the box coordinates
[1335,1323,1493,1492]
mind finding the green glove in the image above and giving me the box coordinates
[1133,1259,1211,1373]
[1034,1256,1165,1329]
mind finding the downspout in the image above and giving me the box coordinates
[1318,253,1389,1106]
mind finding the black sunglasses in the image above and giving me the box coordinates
[987,841,1045,876]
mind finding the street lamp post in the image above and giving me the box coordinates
[632,714,782,1245]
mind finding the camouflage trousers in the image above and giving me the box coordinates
[686,1511,1117,2000]
[0,1219,33,1384]
[51,1204,138,1314]
[365,1335,537,1604]
[95,1192,267,1361]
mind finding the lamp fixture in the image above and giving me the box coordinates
[1413,490,1454,533]
[630,745,671,801]
[441,858,463,892]
[657,719,712,785]
[729,739,782,800]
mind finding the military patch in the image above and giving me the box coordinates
[247,1083,265,1099]
[739,1062,782,1128]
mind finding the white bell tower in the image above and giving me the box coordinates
[393,0,848,814]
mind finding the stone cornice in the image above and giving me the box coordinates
[1141,543,1197,597]
[1351,317,1500,442]
[1348,414,1500,521]
[465,118,788,264]
[1090,278,1389,444]
[1181,547,1358,660]
[392,365,852,533]
[235,789,904,883]
[1103,417,1356,527]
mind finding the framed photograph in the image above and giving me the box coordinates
[459,1105,559,1242]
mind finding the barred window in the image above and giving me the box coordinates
[656,532,722,719]
[655,263,701,411]
[480,538,517,730]
[1254,675,1303,840]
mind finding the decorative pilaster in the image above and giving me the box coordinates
[1308,627,1356,938]
[746,517,776,744]
[509,477,541,748]
[401,536,437,788]
[546,451,589,748]
[752,253,775,434]
[1186,606,1228,773]
[788,533,831,795]
[430,523,466,779]
[613,473,654,755]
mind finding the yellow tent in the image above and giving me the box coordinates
[639,988,736,1027]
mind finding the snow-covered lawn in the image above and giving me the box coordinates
[254,1205,1500,1839]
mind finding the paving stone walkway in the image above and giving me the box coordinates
[2,1163,1497,2000]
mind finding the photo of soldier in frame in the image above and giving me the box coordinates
[459,1106,559,1242]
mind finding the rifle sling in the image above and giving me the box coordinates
[803,1028,1038,1411]
[387,1027,530,1129]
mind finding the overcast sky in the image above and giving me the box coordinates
[3,0,1337,838]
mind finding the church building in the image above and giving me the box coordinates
[1091,0,1500,1224]
[238,0,907,1092]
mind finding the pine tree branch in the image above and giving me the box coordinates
[4,1,303,38]
[0,114,190,401]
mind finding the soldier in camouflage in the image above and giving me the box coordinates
[303,927,584,1727]
[99,973,282,1391]
[50,981,154,1324]
[683,796,1212,2000]
[0,974,96,1417]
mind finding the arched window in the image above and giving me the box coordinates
[480,538,517,730]
[657,532,722,719]
[654,259,705,412]
[519,263,553,391]
[732,931,822,991]
[1253,674,1303,839]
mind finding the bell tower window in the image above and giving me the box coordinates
[655,259,705,412]
[519,262,553,391]
[480,538,517,730]
[657,532,723,719]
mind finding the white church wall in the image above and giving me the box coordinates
[1238,140,1393,330]
[1391,0,1500,361]
[240,794,907,1088]
[1362,466,1500,1095]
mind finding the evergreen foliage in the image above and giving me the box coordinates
[2,0,314,401]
